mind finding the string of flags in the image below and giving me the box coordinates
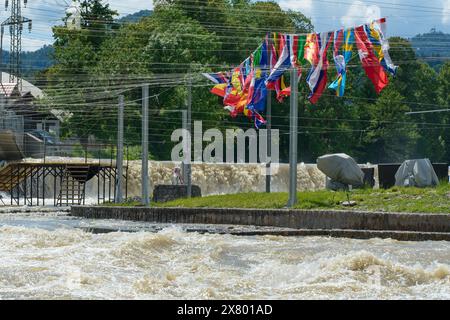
[202,18,398,128]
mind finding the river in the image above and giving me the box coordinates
[0,212,449,300]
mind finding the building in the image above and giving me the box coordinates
[0,72,61,158]
[0,72,61,136]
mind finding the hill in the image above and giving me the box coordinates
[411,29,450,70]
[117,10,152,24]
[1,45,54,79]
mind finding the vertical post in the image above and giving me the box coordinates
[0,26,3,85]
[42,168,45,206]
[287,68,299,208]
[265,33,272,193]
[181,109,188,184]
[142,85,150,206]
[115,95,124,203]
[265,90,272,193]
[125,145,129,199]
[186,75,192,198]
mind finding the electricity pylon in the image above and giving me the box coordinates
[1,0,32,90]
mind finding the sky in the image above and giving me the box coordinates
[1,0,449,51]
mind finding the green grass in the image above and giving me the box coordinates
[152,183,450,214]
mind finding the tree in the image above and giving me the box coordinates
[362,87,418,163]
[437,62,450,161]
[94,7,223,158]
[42,0,119,148]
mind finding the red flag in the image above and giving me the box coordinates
[210,84,227,97]
[355,25,388,94]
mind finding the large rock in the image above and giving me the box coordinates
[317,153,364,187]
[395,159,439,188]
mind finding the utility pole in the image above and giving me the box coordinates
[287,67,299,208]
[265,34,272,193]
[1,0,32,90]
[142,85,150,206]
[115,95,124,203]
[186,74,192,197]
[181,109,191,192]
[266,90,272,193]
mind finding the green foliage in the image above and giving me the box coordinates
[362,87,417,162]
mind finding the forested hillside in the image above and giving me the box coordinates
[117,9,152,23]
[1,45,54,79]
[36,0,450,164]
[411,29,450,70]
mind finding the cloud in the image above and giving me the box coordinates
[21,37,52,51]
[278,0,313,16]
[0,0,152,50]
[106,0,154,16]
[443,0,450,24]
[340,0,381,27]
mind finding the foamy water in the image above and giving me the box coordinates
[20,158,330,197]
[0,214,449,300]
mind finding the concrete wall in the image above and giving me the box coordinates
[71,206,450,233]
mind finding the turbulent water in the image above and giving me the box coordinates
[126,161,329,196]
[20,158,331,197]
[0,213,449,300]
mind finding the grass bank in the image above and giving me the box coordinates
[153,184,450,214]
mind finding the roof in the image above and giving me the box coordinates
[0,74,62,121]
[0,83,20,98]
[0,72,44,99]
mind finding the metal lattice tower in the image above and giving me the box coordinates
[1,0,32,90]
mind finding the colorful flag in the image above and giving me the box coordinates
[202,72,229,97]
[223,67,245,108]
[252,39,268,68]
[277,34,305,97]
[247,37,270,114]
[206,18,395,129]
[306,32,333,104]
[253,111,267,129]
[329,28,354,97]
[247,68,268,113]
[266,34,291,89]
[304,33,319,66]
[266,34,305,99]
[243,57,252,81]
[266,33,288,102]
[202,72,228,84]
[367,18,398,76]
[290,34,307,69]
[355,25,389,94]
[210,84,228,97]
